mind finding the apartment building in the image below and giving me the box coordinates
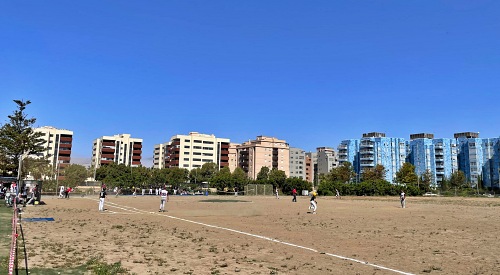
[33,126,73,180]
[91,134,143,169]
[163,132,230,170]
[228,143,239,172]
[237,136,290,180]
[338,139,360,173]
[153,142,168,169]
[358,132,407,183]
[407,133,458,187]
[316,147,338,175]
[454,132,500,188]
[289,147,306,180]
[305,152,317,184]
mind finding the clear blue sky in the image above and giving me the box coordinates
[1,1,499,167]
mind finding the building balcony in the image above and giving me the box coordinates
[435,158,444,162]
[133,143,142,149]
[133,150,141,154]
[360,155,374,160]
[58,151,71,156]
[132,161,141,165]
[59,143,72,148]
[360,141,374,147]
[102,141,116,146]
[57,155,71,161]
[101,154,115,159]
[60,136,73,142]
[220,156,229,161]
[220,143,230,149]
[100,160,113,165]
[102,148,115,153]
[132,156,142,160]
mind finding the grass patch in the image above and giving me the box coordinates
[17,256,129,275]
[0,205,14,275]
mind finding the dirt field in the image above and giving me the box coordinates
[19,194,500,274]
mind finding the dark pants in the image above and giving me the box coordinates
[292,194,297,202]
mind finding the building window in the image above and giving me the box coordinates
[184,158,189,161]
[185,139,190,142]
[194,140,202,143]
[184,146,190,148]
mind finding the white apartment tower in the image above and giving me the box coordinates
[91,134,143,169]
[153,142,168,169]
[164,132,230,170]
[33,126,73,180]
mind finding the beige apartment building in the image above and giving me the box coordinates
[228,143,239,172]
[153,142,168,169]
[33,126,73,180]
[91,134,143,169]
[237,136,290,180]
[164,132,230,170]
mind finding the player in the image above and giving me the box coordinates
[309,191,317,214]
[159,187,169,212]
[99,187,107,211]
[292,188,297,202]
[275,187,279,199]
[400,190,406,208]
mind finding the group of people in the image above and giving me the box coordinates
[98,184,170,212]
[58,186,73,199]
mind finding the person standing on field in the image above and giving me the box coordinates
[159,187,169,212]
[275,187,279,199]
[400,190,406,208]
[309,191,317,214]
[99,188,107,211]
[292,188,297,202]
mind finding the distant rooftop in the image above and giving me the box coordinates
[362,132,386,138]
[410,133,434,140]
[454,132,479,139]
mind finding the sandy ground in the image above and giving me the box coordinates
[19,194,500,275]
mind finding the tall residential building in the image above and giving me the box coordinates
[338,139,360,173]
[407,133,458,187]
[455,132,500,188]
[237,136,290,180]
[305,152,317,184]
[33,126,73,180]
[316,147,338,175]
[358,132,407,183]
[163,132,230,170]
[153,142,168,169]
[289,147,306,180]
[91,134,143,169]
[228,143,240,172]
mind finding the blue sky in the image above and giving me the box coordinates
[1,1,499,167]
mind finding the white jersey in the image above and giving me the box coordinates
[160,189,168,200]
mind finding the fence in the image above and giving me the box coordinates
[244,184,274,196]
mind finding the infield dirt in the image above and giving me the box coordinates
[19,195,500,274]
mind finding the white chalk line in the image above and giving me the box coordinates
[85,197,415,275]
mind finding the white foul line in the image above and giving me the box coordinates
[87,198,415,275]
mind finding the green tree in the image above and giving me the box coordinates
[361,164,386,182]
[167,167,189,188]
[450,170,467,190]
[232,167,249,190]
[268,168,287,189]
[256,166,270,184]
[420,169,433,192]
[282,177,312,195]
[395,162,418,185]
[211,166,232,190]
[0,100,44,176]
[22,157,53,180]
[334,162,357,183]
[62,164,88,188]
[200,162,218,182]
[189,167,202,184]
